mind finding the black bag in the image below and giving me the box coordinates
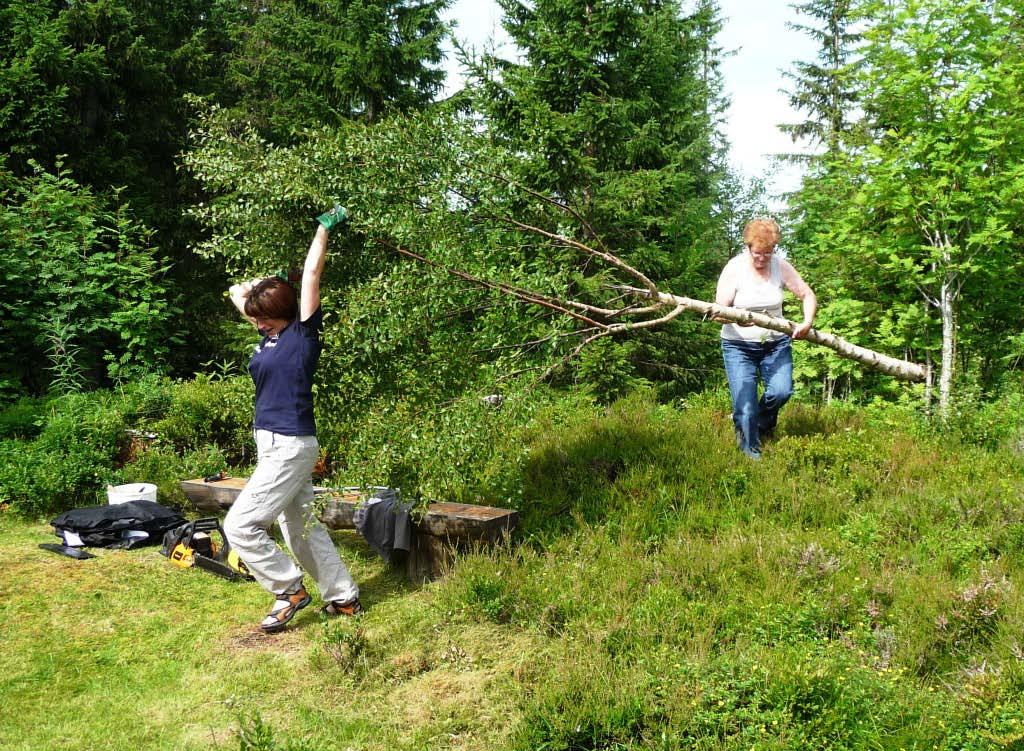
[51,501,186,549]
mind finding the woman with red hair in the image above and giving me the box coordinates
[715,218,817,459]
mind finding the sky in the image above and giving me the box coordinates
[440,0,820,201]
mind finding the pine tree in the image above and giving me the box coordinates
[781,0,865,399]
[780,0,860,155]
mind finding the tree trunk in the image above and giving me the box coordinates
[924,352,933,415]
[938,273,957,416]
[622,286,927,382]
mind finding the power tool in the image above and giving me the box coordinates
[161,517,253,581]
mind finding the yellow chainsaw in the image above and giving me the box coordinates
[161,517,252,581]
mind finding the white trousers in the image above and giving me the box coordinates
[224,430,358,603]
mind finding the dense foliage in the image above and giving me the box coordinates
[0,163,177,398]
[222,0,451,137]
[0,0,455,397]
[0,0,1020,408]
[783,0,1024,409]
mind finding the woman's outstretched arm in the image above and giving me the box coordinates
[301,224,329,322]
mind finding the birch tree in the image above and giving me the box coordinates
[837,0,1024,412]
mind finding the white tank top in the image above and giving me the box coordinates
[720,253,785,342]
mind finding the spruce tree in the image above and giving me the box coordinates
[780,0,860,155]
[224,0,451,139]
[781,0,866,399]
[468,0,730,395]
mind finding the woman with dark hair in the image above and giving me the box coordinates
[225,206,361,633]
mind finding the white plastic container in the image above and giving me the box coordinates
[107,483,157,504]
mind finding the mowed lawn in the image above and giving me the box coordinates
[0,517,538,751]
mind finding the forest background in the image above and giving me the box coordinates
[2,0,1024,512]
[4,2,1024,750]
[4,0,1024,420]
[1,0,1023,515]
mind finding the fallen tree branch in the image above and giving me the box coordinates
[376,223,927,383]
[616,285,926,382]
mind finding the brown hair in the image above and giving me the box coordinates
[742,218,782,249]
[244,278,298,321]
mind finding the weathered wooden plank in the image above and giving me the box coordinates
[179,478,519,539]
[180,476,519,583]
[180,476,336,514]
[180,476,248,513]
[318,496,358,529]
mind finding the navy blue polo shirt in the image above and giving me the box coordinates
[249,307,323,436]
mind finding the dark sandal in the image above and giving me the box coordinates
[322,598,363,617]
[260,587,311,633]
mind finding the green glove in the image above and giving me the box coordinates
[316,204,348,231]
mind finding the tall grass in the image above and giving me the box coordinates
[436,392,1024,750]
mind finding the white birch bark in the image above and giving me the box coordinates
[938,273,957,416]
[620,286,927,382]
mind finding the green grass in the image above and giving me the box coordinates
[0,519,537,751]
[3,393,1024,750]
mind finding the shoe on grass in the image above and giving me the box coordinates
[260,586,312,633]
[322,598,363,616]
[316,204,348,231]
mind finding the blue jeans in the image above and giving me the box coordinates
[721,337,793,459]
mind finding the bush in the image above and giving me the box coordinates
[113,444,227,511]
[0,377,251,517]
[152,375,253,461]
[0,392,126,516]
[326,384,591,508]
[943,386,1024,452]
[0,163,178,395]
[115,374,176,423]
[0,396,50,439]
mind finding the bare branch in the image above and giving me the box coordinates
[473,168,613,255]
[604,304,688,334]
[914,281,940,308]
[534,330,614,385]
[490,213,662,295]
[378,239,613,328]
[474,332,573,354]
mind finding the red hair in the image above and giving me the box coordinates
[742,218,782,248]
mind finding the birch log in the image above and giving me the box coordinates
[619,286,927,382]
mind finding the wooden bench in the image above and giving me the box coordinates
[179,476,519,582]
